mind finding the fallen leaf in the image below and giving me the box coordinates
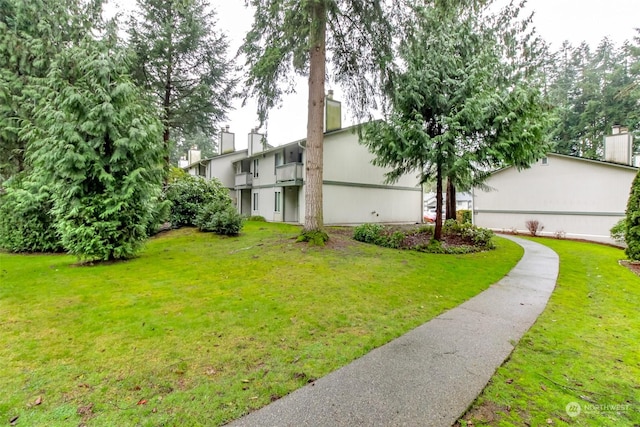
[34,396,43,406]
[540,384,547,391]
[241,379,251,383]
[506,378,514,384]
[137,399,147,405]
[10,415,19,426]
[546,418,553,424]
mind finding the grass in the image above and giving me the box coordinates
[0,222,522,426]
[458,238,640,426]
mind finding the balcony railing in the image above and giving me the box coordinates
[276,163,303,183]
[235,172,252,187]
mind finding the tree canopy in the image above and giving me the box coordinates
[543,32,640,158]
[361,0,550,240]
[127,0,235,167]
[241,0,400,239]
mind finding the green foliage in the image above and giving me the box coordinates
[297,230,330,246]
[625,171,640,259]
[443,219,495,250]
[353,223,386,244]
[241,0,398,125]
[545,36,640,158]
[0,175,62,252]
[26,35,165,261]
[361,2,550,241]
[355,221,494,253]
[0,0,106,182]
[246,215,267,222]
[196,201,244,235]
[127,0,234,163]
[457,210,472,224]
[610,218,627,244]
[165,174,231,228]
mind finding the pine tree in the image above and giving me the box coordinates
[241,0,399,241]
[127,0,234,170]
[361,1,550,240]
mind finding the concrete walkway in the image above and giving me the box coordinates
[229,235,559,427]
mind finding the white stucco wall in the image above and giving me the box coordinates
[473,154,637,243]
[206,150,248,190]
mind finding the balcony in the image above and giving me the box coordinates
[276,163,303,184]
[235,172,253,188]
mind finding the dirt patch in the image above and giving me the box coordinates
[325,227,358,250]
[619,260,640,277]
[455,400,510,426]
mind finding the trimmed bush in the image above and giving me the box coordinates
[165,173,231,228]
[196,201,243,236]
[0,177,63,253]
[246,215,267,222]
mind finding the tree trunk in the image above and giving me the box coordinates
[446,178,456,220]
[304,1,327,233]
[434,161,443,241]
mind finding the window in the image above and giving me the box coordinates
[541,157,549,165]
[253,159,259,178]
[253,192,259,211]
[274,152,283,174]
[274,191,281,213]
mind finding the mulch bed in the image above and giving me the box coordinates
[619,260,640,277]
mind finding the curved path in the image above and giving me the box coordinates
[229,235,559,427]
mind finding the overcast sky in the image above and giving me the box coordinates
[108,0,640,150]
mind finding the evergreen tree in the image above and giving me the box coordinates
[127,0,234,169]
[361,1,550,240]
[625,171,640,260]
[545,36,640,157]
[0,0,104,183]
[26,34,165,261]
[242,0,399,241]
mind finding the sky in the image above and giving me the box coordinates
[107,0,640,150]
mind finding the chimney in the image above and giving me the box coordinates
[248,128,265,156]
[324,90,342,132]
[187,146,201,165]
[220,125,235,154]
[604,125,634,165]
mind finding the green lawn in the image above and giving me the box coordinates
[0,222,522,426]
[459,238,640,426]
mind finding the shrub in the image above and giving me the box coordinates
[165,174,231,228]
[246,215,267,222]
[625,171,640,259]
[525,220,543,236]
[610,219,626,244]
[456,209,472,224]
[196,201,243,235]
[0,177,63,253]
[353,223,386,245]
